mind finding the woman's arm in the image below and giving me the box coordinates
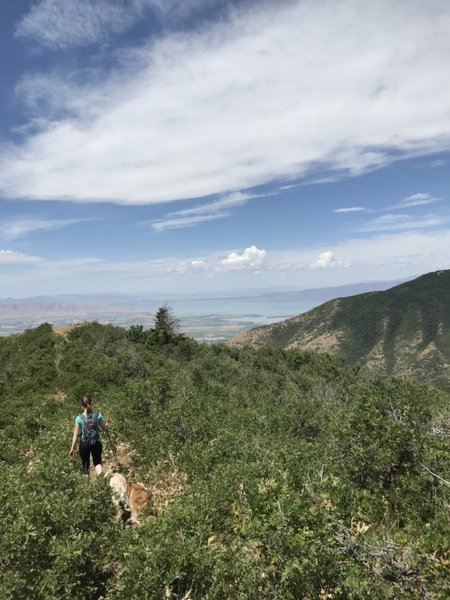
[99,415,108,431]
[69,422,80,457]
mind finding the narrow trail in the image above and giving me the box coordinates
[52,324,74,374]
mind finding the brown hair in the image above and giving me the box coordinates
[82,395,93,414]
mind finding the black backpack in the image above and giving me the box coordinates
[80,412,100,446]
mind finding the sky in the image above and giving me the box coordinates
[0,0,449,297]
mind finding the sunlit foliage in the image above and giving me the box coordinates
[0,320,449,599]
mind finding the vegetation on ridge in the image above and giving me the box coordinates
[229,269,450,390]
[0,317,449,599]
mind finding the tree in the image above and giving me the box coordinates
[152,305,179,345]
[127,324,145,343]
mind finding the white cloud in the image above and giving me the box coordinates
[149,0,213,20]
[3,0,450,205]
[309,251,348,269]
[190,259,206,269]
[0,249,41,264]
[428,159,446,168]
[2,229,450,296]
[15,0,145,49]
[0,219,84,241]
[151,191,253,231]
[15,0,216,50]
[151,212,227,232]
[333,207,368,213]
[167,192,253,218]
[361,213,445,232]
[278,230,450,281]
[222,245,267,269]
[399,193,440,208]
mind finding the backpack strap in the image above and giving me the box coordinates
[78,413,85,440]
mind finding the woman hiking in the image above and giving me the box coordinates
[69,395,108,477]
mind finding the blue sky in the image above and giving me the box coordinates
[0,0,449,297]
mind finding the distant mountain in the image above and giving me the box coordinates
[229,270,450,389]
[0,301,122,318]
[233,278,410,303]
[0,278,407,309]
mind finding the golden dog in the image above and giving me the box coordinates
[127,483,149,525]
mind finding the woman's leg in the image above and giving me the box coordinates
[79,441,91,476]
[92,441,103,475]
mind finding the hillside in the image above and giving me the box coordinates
[0,321,449,599]
[229,270,450,389]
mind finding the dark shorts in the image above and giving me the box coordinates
[79,440,102,474]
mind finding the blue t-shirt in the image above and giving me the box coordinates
[76,412,104,440]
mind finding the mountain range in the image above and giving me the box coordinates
[229,270,450,389]
[0,277,408,313]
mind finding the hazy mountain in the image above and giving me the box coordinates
[233,278,410,303]
[229,270,450,389]
[0,301,123,318]
[0,277,408,311]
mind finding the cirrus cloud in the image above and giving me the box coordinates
[0,218,85,241]
[398,193,440,208]
[15,0,217,50]
[333,207,369,214]
[0,249,41,263]
[15,0,146,50]
[361,213,446,232]
[3,0,450,206]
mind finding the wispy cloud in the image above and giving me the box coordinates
[335,193,443,221]
[333,207,368,214]
[151,212,227,232]
[15,0,216,50]
[3,0,450,205]
[397,193,440,208]
[361,213,446,232]
[427,158,447,168]
[149,0,216,21]
[0,249,41,264]
[151,192,252,231]
[0,219,84,241]
[15,0,145,50]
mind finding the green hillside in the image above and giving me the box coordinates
[0,321,449,599]
[230,270,450,390]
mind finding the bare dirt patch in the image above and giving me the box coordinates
[365,339,387,373]
[23,446,40,473]
[145,453,188,515]
[289,330,341,352]
[418,343,438,360]
[53,389,68,402]
[52,324,84,338]
[103,440,138,478]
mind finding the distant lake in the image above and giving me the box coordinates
[0,298,317,338]
[145,298,316,324]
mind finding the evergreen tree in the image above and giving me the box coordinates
[126,324,145,343]
[153,305,179,345]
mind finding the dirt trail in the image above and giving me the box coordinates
[103,442,189,516]
[52,325,72,374]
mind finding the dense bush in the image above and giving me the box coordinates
[0,322,449,598]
